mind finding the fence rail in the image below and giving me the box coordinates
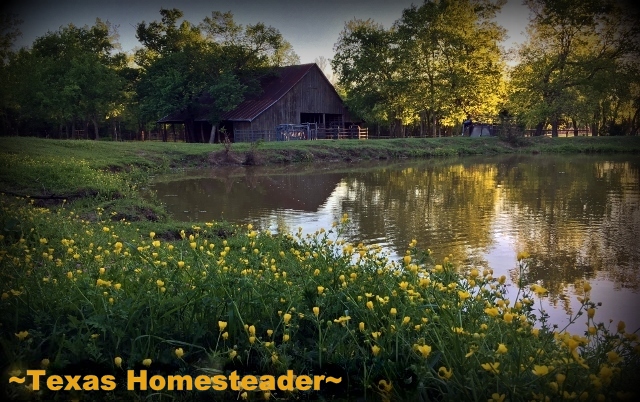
[234,126,368,142]
[523,129,591,137]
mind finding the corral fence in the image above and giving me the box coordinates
[234,123,368,143]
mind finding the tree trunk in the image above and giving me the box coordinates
[209,125,217,144]
[91,118,99,140]
[571,118,578,137]
[535,122,544,137]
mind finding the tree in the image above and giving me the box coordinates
[136,9,299,142]
[2,19,126,138]
[332,1,508,137]
[508,0,640,136]
[332,19,403,135]
[394,0,507,135]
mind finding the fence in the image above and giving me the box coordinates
[234,125,368,143]
[523,129,591,137]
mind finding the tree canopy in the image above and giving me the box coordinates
[0,1,639,139]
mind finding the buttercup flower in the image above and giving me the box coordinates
[481,362,500,374]
[142,359,152,367]
[416,344,432,358]
[532,365,549,376]
[15,331,29,340]
[283,313,292,324]
[438,366,453,380]
[219,321,228,331]
[371,345,381,356]
[496,343,508,354]
[114,357,122,368]
[175,348,184,359]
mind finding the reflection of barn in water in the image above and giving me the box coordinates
[153,172,343,221]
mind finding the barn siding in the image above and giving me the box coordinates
[244,67,345,132]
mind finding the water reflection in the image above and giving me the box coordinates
[149,155,640,332]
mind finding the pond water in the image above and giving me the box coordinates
[148,154,640,333]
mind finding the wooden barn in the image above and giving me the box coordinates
[157,63,358,143]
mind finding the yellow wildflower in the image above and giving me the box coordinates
[114,357,122,368]
[416,344,432,358]
[313,307,320,316]
[366,301,374,310]
[607,351,622,365]
[532,365,550,376]
[175,348,184,359]
[218,321,228,331]
[283,313,292,324]
[142,359,152,367]
[489,393,506,402]
[484,307,499,317]
[496,343,508,354]
[438,366,453,380]
[371,345,381,356]
[15,331,29,340]
[390,307,397,316]
[481,362,500,374]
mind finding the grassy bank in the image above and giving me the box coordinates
[1,136,640,401]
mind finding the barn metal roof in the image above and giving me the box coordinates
[221,63,316,122]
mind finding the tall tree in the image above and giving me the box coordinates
[332,19,403,135]
[136,9,299,142]
[508,0,640,136]
[332,1,507,137]
[4,19,126,138]
[394,0,507,135]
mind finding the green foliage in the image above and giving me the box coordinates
[507,0,640,135]
[1,198,639,401]
[332,1,508,136]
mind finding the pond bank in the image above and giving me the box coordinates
[1,136,640,223]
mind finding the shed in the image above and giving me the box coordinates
[157,63,350,143]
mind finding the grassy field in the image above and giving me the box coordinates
[1,136,640,401]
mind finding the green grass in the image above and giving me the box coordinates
[1,136,640,401]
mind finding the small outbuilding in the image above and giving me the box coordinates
[157,63,352,143]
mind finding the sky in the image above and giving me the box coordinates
[3,0,531,64]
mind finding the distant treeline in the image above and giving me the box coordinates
[1,1,639,140]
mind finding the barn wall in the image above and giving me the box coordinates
[248,67,346,132]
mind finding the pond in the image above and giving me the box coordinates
[148,154,640,333]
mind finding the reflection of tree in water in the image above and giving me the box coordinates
[151,168,343,223]
[502,156,640,310]
[337,159,500,266]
